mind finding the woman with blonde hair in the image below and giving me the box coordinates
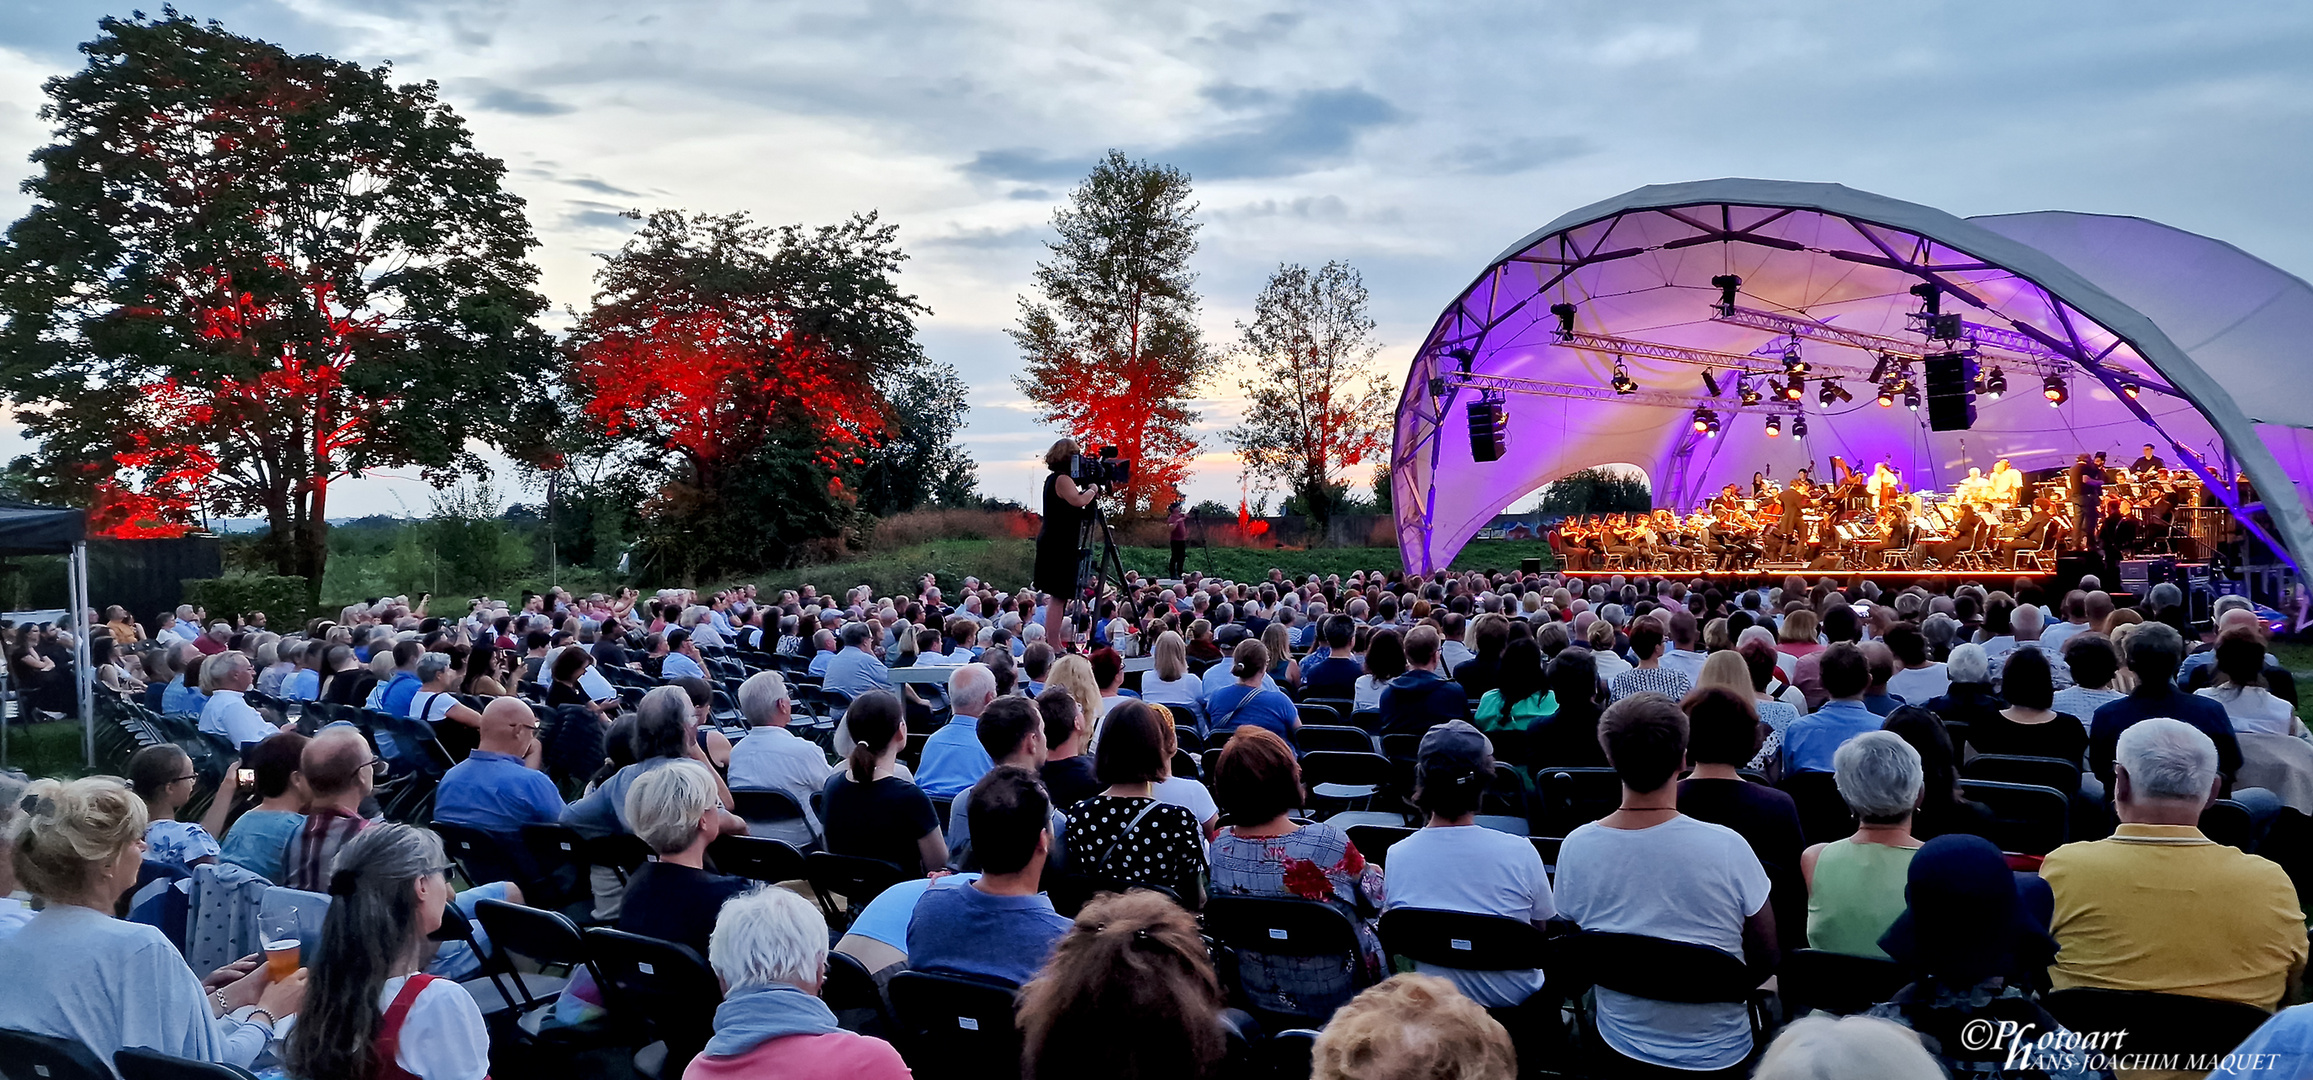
[1777,608,1824,659]
[1045,653,1104,741]
[0,776,302,1069]
[1260,621,1300,694]
[1019,890,1230,1080]
[1314,974,1516,1080]
[1140,630,1205,725]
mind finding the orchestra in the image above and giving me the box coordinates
[1542,451,2228,574]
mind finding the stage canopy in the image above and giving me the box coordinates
[1389,178,2313,578]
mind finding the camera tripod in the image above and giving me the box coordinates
[1075,496,1136,621]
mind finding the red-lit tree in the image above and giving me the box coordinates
[0,14,553,589]
[1224,261,1395,533]
[567,210,934,578]
[1011,151,1213,513]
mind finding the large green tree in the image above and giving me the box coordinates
[568,209,937,579]
[1224,260,1394,534]
[1010,150,1212,513]
[0,13,555,589]
[855,361,978,516]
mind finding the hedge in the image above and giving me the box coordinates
[181,575,315,630]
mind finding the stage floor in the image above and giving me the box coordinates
[1559,564,2053,586]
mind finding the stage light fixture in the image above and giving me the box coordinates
[1792,414,1809,438]
[1782,342,1806,375]
[2122,378,2141,399]
[1711,274,1742,317]
[1691,408,1717,435]
[1877,382,1897,408]
[1904,383,1922,411]
[1449,347,1474,374]
[1610,358,1636,395]
[1550,303,1577,338]
[1707,413,1722,437]
[1783,375,1806,402]
[2044,375,2068,406]
[1869,354,1893,383]
[1983,367,2007,400]
[1765,414,1781,438]
[1738,380,1762,407]
[1701,369,1722,397]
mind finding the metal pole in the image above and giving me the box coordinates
[71,541,93,768]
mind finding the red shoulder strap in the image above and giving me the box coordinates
[372,974,439,1080]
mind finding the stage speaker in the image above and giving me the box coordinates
[1520,557,1544,575]
[1924,352,1976,432]
[1467,399,1507,462]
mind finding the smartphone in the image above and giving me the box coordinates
[237,768,256,786]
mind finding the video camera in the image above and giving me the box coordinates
[1069,445,1132,488]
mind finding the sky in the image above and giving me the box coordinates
[3,0,2313,519]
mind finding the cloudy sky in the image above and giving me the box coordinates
[3,0,2312,517]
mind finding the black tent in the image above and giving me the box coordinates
[0,498,94,766]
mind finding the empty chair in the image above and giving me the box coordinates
[1295,702,1342,727]
[1961,754,2083,798]
[1957,779,2068,855]
[707,834,808,886]
[583,927,723,1076]
[1293,724,1376,755]
[2042,987,2272,1058]
[1341,823,1415,868]
[727,787,811,843]
[431,819,530,890]
[471,899,583,1027]
[823,949,894,1038]
[804,852,909,929]
[1299,750,1391,814]
[1777,948,1909,1018]
[2200,798,2255,850]
[887,970,1023,1080]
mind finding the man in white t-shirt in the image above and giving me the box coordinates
[1553,693,1774,1076]
[1382,720,1556,1009]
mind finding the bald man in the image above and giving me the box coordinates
[436,698,567,839]
[281,726,378,891]
[914,663,999,798]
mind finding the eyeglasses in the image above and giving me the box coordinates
[360,756,387,774]
[172,773,199,784]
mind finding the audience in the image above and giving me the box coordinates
[1385,720,1556,1010]
[1535,648,1609,768]
[1063,698,1208,902]
[564,685,734,841]
[723,671,834,847]
[820,689,947,877]
[1354,627,1406,713]
[1751,1014,1944,1080]
[2049,632,2126,724]
[282,824,486,1080]
[1611,620,1693,703]
[1141,630,1207,724]
[435,696,565,839]
[1302,616,1365,701]
[619,759,750,960]
[915,662,998,798]
[0,776,301,1070]
[1018,890,1230,1080]
[1206,639,1300,741]
[1678,687,1806,949]
[2044,718,2306,1010]
[1312,974,1518,1080]
[2087,622,2243,794]
[686,886,911,1080]
[1035,686,1101,810]
[1921,642,2008,735]
[1377,625,1468,737]
[1554,693,1773,1077]
[906,766,1071,986]
[1209,726,1386,1018]
[127,743,232,875]
[217,731,309,882]
[1803,731,1923,959]
[1474,637,1555,732]
[1882,623,1950,704]
[941,697,1061,872]
[2197,627,2298,735]
[1968,646,2088,775]
[1879,706,1997,843]
[1781,643,1879,775]
[282,725,379,892]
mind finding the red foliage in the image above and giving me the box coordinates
[1238,499,1271,537]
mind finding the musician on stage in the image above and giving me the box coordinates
[1997,494,2061,567]
[1908,502,1994,569]
[1867,462,1903,508]
[1953,467,1988,506]
[1766,476,1812,561]
[1987,459,2024,506]
[1857,500,1912,568]
[2132,443,2165,474]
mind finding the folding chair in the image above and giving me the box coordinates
[1295,702,1343,727]
[585,832,654,885]
[1961,754,2083,798]
[1293,724,1377,755]
[1299,750,1391,815]
[432,819,531,890]
[2201,798,2254,850]
[707,834,808,885]
[114,1049,259,1080]
[1163,704,1201,731]
[887,970,1023,1080]
[0,1029,109,1080]
[1531,767,1621,841]
[1779,770,1858,847]
[1554,930,1771,1047]
[1341,823,1416,867]
[1958,779,2069,855]
[804,852,908,930]
[728,788,811,841]
[582,928,724,1077]
[1378,907,1565,1061]
[1204,895,1368,1029]
[824,949,893,1038]
[1778,948,1909,1018]
[2043,988,2272,1058]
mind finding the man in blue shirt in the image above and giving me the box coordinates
[2089,621,2243,791]
[907,766,1071,986]
[806,628,839,676]
[366,640,425,715]
[1300,615,1364,701]
[823,622,895,699]
[160,642,209,715]
[437,697,566,836]
[915,664,997,799]
[659,628,708,681]
[1377,625,1471,737]
[1782,643,1882,774]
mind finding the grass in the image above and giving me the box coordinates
[2,719,90,780]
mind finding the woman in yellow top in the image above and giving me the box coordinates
[1801,730,1924,959]
[1473,638,1555,733]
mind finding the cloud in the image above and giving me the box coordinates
[566,176,639,197]
[1167,86,1400,180]
[922,224,1045,250]
[962,148,1088,183]
[473,85,575,116]
[1214,194,1350,221]
[1442,135,1595,176]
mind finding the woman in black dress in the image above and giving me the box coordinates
[1036,438,1103,650]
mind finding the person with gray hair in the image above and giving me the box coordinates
[563,684,735,840]
[404,650,484,729]
[726,671,833,846]
[823,620,896,700]
[1802,731,1923,959]
[196,649,280,748]
[915,662,1000,799]
[2086,619,2245,794]
[687,886,911,1078]
[2044,718,2308,1011]
[616,759,750,963]
[1987,601,2073,693]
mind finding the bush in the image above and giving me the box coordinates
[182,574,314,629]
[864,508,1039,551]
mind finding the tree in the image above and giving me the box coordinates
[855,360,978,515]
[1010,151,1211,513]
[1538,467,1653,517]
[1224,261,1395,535]
[567,209,929,579]
[0,12,555,589]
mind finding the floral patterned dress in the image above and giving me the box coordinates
[1208,822,1386,1020]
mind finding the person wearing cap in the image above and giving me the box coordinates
[1553,693,1774,1077]
[1864,834,2082,1079]
[2042,717,2306,1011]
[1381,720,1557,1011]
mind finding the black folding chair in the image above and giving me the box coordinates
[1204,895,1369,1028]
[1779,770,1858,847]
[1174,724,1206,754]
[1378,907,1564,1060]
[432,819,531,890]
[887,970,1023,1080]
[1554,930,1771,1045]
[2201,798,2254,850]
[805,852,908,929]
[1299,750,1391,814]
[1531,767,1620,840]
[1295,702,1343,727]
[583,927,724,1076]
[1778,948,1909,1017]
[729,788,811,839]
[1958,779,2069,855]
[115,1048,259,1080]
[0,1029,110,1080]
[823,949,893,1038]
[1348,709,1386,734]
[1962,754,2083,798]
[1294,724,1376,755]
[471,899,586,1036]
[2042,987,2273,1058]
[585,832,654,884]
[1343,823,1416,868]
[1171,747,1203,782]
[708,834,808,885]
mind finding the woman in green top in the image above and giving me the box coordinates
[1474,638,1556,732]
[1802,730,1924,959]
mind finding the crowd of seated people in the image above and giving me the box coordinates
[2,569,2309,1078]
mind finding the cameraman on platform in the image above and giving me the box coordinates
[1167,500,1189,579]
[1038,438,1102,648]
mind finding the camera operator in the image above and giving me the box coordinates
[1167,500,1189,580]
[1038,438,1102,648]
